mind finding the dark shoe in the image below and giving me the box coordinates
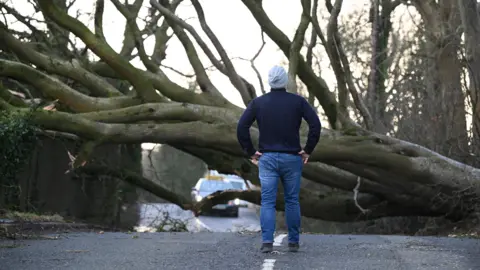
[288,242,299,252]
[261,243,273,253]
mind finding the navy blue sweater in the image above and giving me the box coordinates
[236,88,321,157]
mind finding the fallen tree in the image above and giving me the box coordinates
[0,0,479,223]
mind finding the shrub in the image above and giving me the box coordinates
[0,110,38,210]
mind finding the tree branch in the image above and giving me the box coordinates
[94,0,106,41]
[287,0,311,93]
[37,0,161,102]
[149,0,183,64]
[149,0,225,97]
[79,164,192,209]
[111,0,162,74]
[325,0,349,115]
[0,22,123,97]
[192,188,436,222]
[118,0,144,58]
[251,31,267,95]
[190,0,255,104]
[0,59,140,112]
[324,0,374,129]
[0,82,28,107]
[90,62,232,107]
[79,102,239,124]
[0,2,48,44]
[410,0,439,26]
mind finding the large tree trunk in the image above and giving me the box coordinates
[458,0,480,166]
[2,101,476,221]
[412,0,469,162]
[365,0,396,134]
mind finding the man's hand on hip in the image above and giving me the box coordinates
[250,151,262,165]
[298,150,309,164]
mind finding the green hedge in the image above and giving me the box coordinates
[0,110,38,209]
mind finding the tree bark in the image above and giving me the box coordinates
[412,0,469,162]
[458,0,480,166]
[365,0,397,133]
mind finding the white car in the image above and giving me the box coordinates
[191,178,239,217]
[225,177,256,208]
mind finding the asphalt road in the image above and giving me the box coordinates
[1,232,480,270]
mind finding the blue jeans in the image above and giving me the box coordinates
[258,152,303,244]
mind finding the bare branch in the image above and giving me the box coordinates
[306,24,317,67]
[79,165,192,210]
[287,0,311,93]
[0,59,140,112]
[353,177,369,213]
[149,0,225,98]
[79,102,239,124]
[118,0,144,57]
[0,2,48,43]
[7,79,34,100]
[251,31,267,95]
[336,34,373,129]
[90,62,229,107]
[65,139,106,173]
[325,0,349,115]
[94,0,106,41]
[149,1,183,65]
[37,0,161,102]
[161,64,195,78]
[410,0,439,26]
[324,0,374,129]
[191,0,255,104]
[66,0,77,10]
[111,0,161,74]
[0,82,28,107]
[0,22,123,97]
[148,0,224,73]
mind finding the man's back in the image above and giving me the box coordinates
[236,88,321,157]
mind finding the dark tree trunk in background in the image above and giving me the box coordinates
[366,0,396,134]
[458,0,480,166]
[412,0,469,162]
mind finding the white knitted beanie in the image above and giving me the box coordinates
[268,65,288,89]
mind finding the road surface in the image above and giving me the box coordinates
[1,232,479,269]
[136,203,261,233]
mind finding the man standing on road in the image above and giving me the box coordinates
[236,65,321,253]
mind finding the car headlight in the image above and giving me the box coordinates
[195,195,203,202]
[234,198,240,205]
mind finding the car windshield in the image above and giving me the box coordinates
[229,181,245,190]
[199,180,234,192]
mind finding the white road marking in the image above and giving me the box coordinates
[262,259,276,270]
[260,233,287,270]
[273,233,287,246]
